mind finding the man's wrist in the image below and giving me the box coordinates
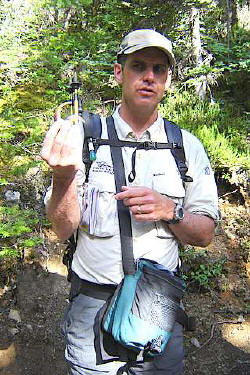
[166,203,185,224]
[53,169,77,183]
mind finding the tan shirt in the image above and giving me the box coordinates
[45,107,219,284]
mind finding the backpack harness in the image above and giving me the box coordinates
[63,113,196,334]
[63,113,193,279]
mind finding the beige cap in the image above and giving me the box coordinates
[117,29,175,67]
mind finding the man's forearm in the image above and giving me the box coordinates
[168,212,215,247]
[46,174,81,241]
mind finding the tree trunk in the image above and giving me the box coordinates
[226,0,238,53]
[190,7,207,100]
[190,7,202,67]
[226,0,233,52]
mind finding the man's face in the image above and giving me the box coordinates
[114,47,170,113]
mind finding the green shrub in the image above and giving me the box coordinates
[0,205,44,259]
[159,90,250,177]
[180,246,226,289]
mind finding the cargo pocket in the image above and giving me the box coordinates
[153,173,185,238]
[81,178,119,237]
[61,302,72,338]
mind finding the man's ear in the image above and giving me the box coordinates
[165,69,172,91]
[114,63,123,85]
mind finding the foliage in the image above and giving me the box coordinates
[180,246,226,289]
[160,90,250,177]
[0,204,44,259]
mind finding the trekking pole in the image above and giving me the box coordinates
[54,72,83,123]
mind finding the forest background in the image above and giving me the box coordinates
[0,0,249,260]
[0,1,249,374]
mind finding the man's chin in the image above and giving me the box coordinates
[135,98,158,111]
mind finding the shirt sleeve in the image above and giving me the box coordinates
[182,130,220,222]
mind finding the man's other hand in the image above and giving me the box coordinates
[115,186,175,222]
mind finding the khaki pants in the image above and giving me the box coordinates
[61,291,184,375]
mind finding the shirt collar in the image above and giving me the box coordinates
[112,105,163,141]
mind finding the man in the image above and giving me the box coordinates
[41,29,219,375]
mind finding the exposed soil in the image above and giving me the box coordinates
[0,192,249,375]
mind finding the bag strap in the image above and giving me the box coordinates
[163,119,193,183]
[106,116,136,275]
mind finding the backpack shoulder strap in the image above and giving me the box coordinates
[82,111,102,180]
[163,119,193,183]
[83,111,102,140]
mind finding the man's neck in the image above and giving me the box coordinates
[119,104,158,137]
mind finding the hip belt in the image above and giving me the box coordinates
[69,271,117,301]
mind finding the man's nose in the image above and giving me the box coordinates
[143,68,155,82]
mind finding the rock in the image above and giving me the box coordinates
[25,166,48,201]
[190,337,201,348]
[9,328,19,336]
[237,314,245,323]
[8,309,21,323]
[4,190,21,203]
[26,324,33,331]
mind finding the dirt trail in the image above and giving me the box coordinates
[0,198,249,375]
[0,243,70,375]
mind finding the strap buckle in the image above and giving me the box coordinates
[172,142,182,149]
[141,141,157,150]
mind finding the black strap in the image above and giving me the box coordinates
[176,307,196,331]
[164,119,193,183]
[78,279,116,301]
[63,228,79,282]
[106,116,136,275]
[84,112,102,140]
[83,112,102,181]
[93,138,176,150]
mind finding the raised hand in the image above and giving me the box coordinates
[41,118,84,179]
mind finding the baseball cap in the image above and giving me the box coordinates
[117,29,175,67]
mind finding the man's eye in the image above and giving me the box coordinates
[154,65,167,75]
[132,63,144,71]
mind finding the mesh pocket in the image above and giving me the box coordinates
[149,292,178,331]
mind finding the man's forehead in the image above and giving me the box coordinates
[127,47,169,64]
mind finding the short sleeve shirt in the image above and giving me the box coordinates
[63,107,220,284]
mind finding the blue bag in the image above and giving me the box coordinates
[102,258,186,357]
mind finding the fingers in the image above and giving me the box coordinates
[115,186,162,221]
[41,119,84,175]
[131,204,160,222]
[41,120,63,161]
[115,186,150,202]
[130,203,151,216]
[58,124,83,167]
[115,186,174,222]
[48,120,72,166]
